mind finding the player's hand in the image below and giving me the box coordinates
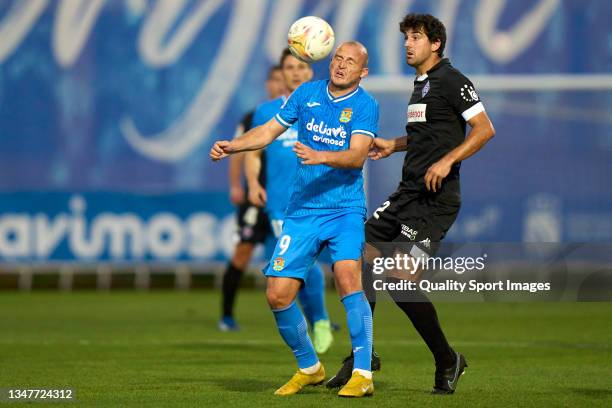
[293,141,324,165]
[424,157,453,192]
[229,186,245,205]
[368,138,394,160]
[210,140,233,161]
[248,183,267,207]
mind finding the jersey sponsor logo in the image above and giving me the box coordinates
[306,118,347,146]
[401,224,418,240]
[306,101,321,108]
[422,81,430,97]
[273,257,285,271]
[461,84,479,102]
[339,108,353,123]
[407,104,427,123]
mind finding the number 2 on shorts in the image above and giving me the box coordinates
[373,201,390,219]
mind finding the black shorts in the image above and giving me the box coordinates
[236,202,270,244]
[365,189,460,257]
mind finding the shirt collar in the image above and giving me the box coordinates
[326,81,360,103]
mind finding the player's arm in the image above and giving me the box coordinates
[425,111,495,192]
[368,135,412,160]
[227,120,248,204]
[244,150,267,207]
[210,118,287,161]
[228,153,246,204]
[293,133,373,169]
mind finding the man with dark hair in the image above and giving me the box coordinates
[218,65,285,331]
[327,13,495,395]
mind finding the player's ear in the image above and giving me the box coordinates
[431,39,441,54]
[307,66,314,81]
[360,66,369,79]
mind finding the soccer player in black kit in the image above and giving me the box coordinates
[327,14,495,394]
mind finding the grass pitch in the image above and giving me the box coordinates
[0,291,611,407]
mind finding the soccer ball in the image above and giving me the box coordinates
[287,16,335,63]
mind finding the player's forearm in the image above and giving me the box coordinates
[231,125,276,153]
[229,153,245,189]
[393,136,411,152]
[244,151,262,190]
[320,150,367,169]
[444,123,495,165]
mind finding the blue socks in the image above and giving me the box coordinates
[298,263,329,325]
[342,291,373,371]
[272,301,319,369]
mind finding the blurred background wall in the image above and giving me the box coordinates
[0,0,611,271]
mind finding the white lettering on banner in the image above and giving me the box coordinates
[53,0,105,67]
[121,0,266,161]
[476,0,560,64]
[0,196,229,261]
[0,215,29,257]
[0,0,562,161]
[146,214,184,258]
[407,104,427,123]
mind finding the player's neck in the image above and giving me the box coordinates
[415,55,441,76]
[327,82,359,98]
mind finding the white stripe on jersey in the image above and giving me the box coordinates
[462,102,485,121]
[326,86,360,103]
[274,113,291,127]
[351,129,376,138]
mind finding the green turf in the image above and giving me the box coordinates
[0,291,611,407]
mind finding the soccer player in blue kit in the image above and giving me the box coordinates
[210,41,378,397]
[245,48,334,354]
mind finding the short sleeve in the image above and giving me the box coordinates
[443,73,485,122]
[275,84,305,128]
[350,98,379,138]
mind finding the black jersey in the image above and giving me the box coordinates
[234,110,267,188]
[400,58,484,201]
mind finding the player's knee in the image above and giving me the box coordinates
[266,287,292,309]
[334,261,362,297]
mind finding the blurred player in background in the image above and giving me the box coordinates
[211,42,378,398]
[218,65,285,331]
[245,48,334,354]
[328,14,495,394]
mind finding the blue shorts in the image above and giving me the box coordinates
[264,210,365,281]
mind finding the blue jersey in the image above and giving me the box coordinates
[274,80,379,216]
[252,97,299,218]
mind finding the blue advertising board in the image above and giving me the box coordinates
[1,0,611,262]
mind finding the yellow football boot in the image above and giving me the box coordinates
[337,372,374,397]
[274,364,325,395]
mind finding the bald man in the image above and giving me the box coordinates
[210,42,379,397]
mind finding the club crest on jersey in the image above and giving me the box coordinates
[339,108,353,123]
[461,84,479,102]
[422,81,430,97]
[273,257,285,271]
